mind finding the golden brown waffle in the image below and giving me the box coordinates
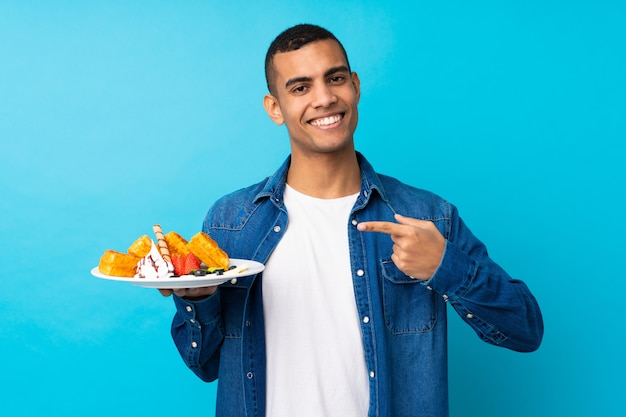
[187,232,229,269]
[98,250,139,277]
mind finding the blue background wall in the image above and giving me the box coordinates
[1,1,624,416]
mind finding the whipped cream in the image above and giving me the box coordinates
[135,241,174,279]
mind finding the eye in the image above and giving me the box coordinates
[291,85,309,94]
[329,75,346,84]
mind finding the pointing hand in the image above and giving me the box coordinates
[357,213,445,280]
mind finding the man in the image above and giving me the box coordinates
[162,24,543,417]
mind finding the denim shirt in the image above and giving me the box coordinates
[171,152,543,417]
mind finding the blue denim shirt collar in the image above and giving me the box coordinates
[253,151,389,208]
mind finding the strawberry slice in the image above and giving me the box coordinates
[171,254,185,276]
[183,253,201,275]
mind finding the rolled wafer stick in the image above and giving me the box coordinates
[152,224,172,264]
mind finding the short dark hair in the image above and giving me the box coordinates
[264,24,351,95]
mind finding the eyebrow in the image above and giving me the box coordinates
[284,65,350,90]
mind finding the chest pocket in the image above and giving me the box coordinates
[381,259,437,334]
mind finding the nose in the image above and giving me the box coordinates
[311,83,337,108]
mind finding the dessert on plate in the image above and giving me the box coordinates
[97,224,231,279]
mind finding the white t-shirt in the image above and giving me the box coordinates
[262,184,369,417]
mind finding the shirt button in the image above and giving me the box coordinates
[369,371,375,378]
[351,219,358,226]
[466,313,474,319]
[185,306,193,312]
[247,372,254,379]
[356,269,365,277]
[191,341,198,348]
[363,316,370,324]
[426,286,432,291]
[273,225,281,233]
[363,190,369,198]
[245,320,251,327]
[442,294,449,301]
[231,278,238,285]
[190,319,196,324]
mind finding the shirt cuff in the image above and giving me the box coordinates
[420,240,478,300]
[173,290,221,325]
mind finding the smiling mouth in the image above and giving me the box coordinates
[309,113,344,127]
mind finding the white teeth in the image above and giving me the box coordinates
[311,114,342,126]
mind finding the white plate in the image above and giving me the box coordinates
[91,258,264,289]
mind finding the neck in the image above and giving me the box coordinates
[287,149,361,199]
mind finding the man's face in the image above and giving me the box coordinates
[264,39,360,157]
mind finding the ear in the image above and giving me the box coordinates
[263,94,284,125]
[351,72,361,104]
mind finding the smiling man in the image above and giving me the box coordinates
[164,24,544,417]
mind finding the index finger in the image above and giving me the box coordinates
[357,220,405,235]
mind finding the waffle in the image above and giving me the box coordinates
[127,234,152,257]
[187,232,229,269]
[164,231,191,258]
[98,250,139,277]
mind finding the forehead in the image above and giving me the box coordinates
[272,39,348,81]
